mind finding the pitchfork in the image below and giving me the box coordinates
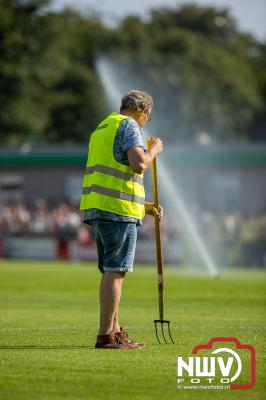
[150,148,174,344]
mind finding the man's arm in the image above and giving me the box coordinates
[127,138,163,174]
[127,137,164,221]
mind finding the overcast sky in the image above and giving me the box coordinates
[51,0,266,41]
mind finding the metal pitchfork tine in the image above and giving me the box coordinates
[150,140,174,344]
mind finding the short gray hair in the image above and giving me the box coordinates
[120,90,153,113]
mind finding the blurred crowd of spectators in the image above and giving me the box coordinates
[0,199,178,242]
[0,199,265,266]
[0,199,80,238]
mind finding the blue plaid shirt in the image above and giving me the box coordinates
[83,117,147,226]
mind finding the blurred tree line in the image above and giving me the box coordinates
[0,0,265,144]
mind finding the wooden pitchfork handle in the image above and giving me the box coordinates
[151,155,164,321]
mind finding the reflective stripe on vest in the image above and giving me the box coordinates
[82,184,145,205]
[85,164,143,185]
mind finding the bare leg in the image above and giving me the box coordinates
[99,271,125,335]
[113,274,126,333]
[113,283,124,334]
[113,309,120,333]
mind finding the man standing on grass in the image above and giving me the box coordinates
[80,90,163,349]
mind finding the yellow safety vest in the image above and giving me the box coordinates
[80,112,145,219]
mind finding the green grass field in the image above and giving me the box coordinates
[0,260,265,400]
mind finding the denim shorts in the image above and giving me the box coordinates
[91,220,137,273]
